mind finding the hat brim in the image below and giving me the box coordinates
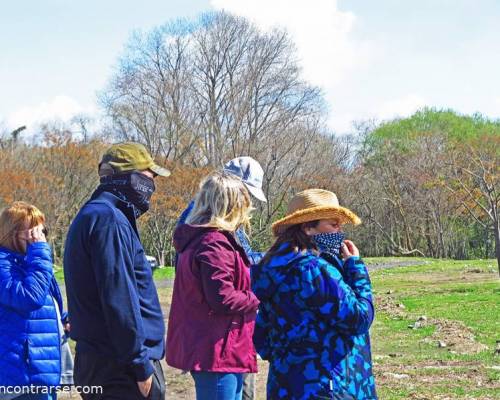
[272,205,361,236]
[245,183,267,202]
[150,164,171,177]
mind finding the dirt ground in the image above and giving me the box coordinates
[58,260,499,399]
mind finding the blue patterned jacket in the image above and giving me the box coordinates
[252,246,377,399]
[0,243,61,387]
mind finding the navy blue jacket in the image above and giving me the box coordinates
[0,243,61,387]
[64,190,165,381]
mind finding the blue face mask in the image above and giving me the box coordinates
[313,232,345,257]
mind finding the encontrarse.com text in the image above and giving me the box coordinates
[0,385,103,395]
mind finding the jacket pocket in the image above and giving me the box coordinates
[220,322,232,359]
[220,317,241,359]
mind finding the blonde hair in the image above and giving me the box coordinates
[186,171,253,232]
[0,201,46,252]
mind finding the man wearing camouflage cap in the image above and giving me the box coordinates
[64,142,169,400]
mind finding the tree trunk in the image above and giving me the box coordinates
[493,219,500,276]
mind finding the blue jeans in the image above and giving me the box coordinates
[191,371,243,400]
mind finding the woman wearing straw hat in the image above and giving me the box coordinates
[252,189,377,400]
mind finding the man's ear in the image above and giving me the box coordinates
[98,162,115,177]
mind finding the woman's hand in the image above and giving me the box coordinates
[27,225,47,244]
[341,240,360,259]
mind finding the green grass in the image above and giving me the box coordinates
[152,266,176,279]
[56,256,499,399]
[54,265,175,282]
[402,282,499,347]
[54,265,64,282]
[157,257,499,399]
[365,256,429,264]
[368,258,499,399]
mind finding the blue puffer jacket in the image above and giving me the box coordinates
[252,246,377,399]
[0,243,61,387]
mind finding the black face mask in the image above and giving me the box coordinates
[100,171,155,217]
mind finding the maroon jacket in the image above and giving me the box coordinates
[166,224,259,373]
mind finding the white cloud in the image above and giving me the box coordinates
[479,97,500,119]
[326,111,356,135]
[374,94,427,121]
[325,94,428,135]
[6,95,90,131]
[210,0,373,88]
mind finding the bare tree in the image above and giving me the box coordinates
[445,135,500,273]
[101,11,331,252]
[100,22,200,161]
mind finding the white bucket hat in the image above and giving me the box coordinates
[223,156,267,202]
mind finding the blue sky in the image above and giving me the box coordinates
[1,0,499,134]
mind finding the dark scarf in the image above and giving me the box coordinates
[98,172,155,218]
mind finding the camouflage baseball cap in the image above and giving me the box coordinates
[99,142,171,177]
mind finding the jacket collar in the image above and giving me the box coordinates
[0,246,24,260]
[264,243,316,269]
[222,229,251,266]
[196,226,251,266]
[90,189,139,235]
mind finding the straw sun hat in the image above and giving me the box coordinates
[272,189,361,236]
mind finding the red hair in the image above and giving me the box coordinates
[0,201,46,252]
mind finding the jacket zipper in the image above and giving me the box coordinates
[345,350,350,390]
[24,339,30,367]
[52,296,63,383]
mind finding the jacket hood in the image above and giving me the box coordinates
[173,224,216,253]
[252,244,316,301]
